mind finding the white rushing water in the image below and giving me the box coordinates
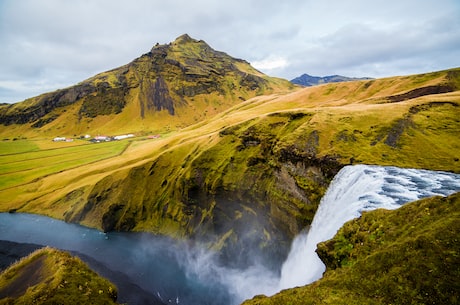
[1,165,459,304]
[278,164,460,290]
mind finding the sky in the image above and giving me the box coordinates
[1,0,459,103]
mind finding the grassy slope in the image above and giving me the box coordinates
[0,247,118,305]
[0,140,128,190]
[241,191,460,305]
[0,35,294,139]
[0,68,459,265]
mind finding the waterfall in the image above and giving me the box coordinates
[1,164,459,304]
[278,165,460,290]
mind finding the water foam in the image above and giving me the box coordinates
[1,165,459,304]
[278,165,460,290]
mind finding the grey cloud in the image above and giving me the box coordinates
[0,0,459,103]
[280,10,460,79]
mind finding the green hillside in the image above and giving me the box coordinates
[0,247,118,305]
[1,67,459,268]
[242,191,460,305]
[0,35,459,268]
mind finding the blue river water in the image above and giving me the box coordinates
[0,213,233,305]
[1,165,460,304]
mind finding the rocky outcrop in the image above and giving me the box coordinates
[0,83,97,125]
[144,76,176,115]
[386,84,455,103]
[371,101,459,148]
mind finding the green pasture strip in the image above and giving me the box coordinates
[0,145,120,174]
[0,141,123,162]
[0,139,39,155]
[0,143,124,170]
[0,141,128,190]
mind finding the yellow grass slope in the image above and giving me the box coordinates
[0,67,459,236]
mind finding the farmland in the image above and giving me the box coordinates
[0,139,129,190]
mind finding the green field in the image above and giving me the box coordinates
[0,140,129,190]
[0,139,39,154]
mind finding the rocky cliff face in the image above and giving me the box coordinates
[60,110,343,268]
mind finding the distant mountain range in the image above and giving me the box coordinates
[291,73,373,86]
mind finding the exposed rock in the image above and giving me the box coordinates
[386,84,454,103]
[0,83,96,125]
[79,86,128,118]
[384,117,414,148]
[374,101,459,148]
[149,77,175,115]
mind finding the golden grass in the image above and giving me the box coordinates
[0,68,458,231]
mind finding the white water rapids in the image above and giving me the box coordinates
[277,164,460,290]
[1,165,459,304]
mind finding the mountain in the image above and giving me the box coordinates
[0,34,293,137]
[291,73,373,86]
[1,66,459,269]
[242,192,460,305]
[0,33,459,276]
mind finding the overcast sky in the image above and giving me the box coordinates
[1,0,459,103]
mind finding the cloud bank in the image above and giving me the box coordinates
[1,0,459,103]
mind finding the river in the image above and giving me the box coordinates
[1,165,460,304]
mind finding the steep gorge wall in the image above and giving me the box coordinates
[5,67,459,270]
[61,112,342,267]
[55,75,460,267]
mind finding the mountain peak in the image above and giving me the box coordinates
[173,33,195,44]
[0,35,292,132]
[150,34,199,53]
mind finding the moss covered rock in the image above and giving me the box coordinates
[0,247,118,305]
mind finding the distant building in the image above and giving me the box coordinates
[53,137,73,142]
[94,135,109,141]
[113,134,135,140]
